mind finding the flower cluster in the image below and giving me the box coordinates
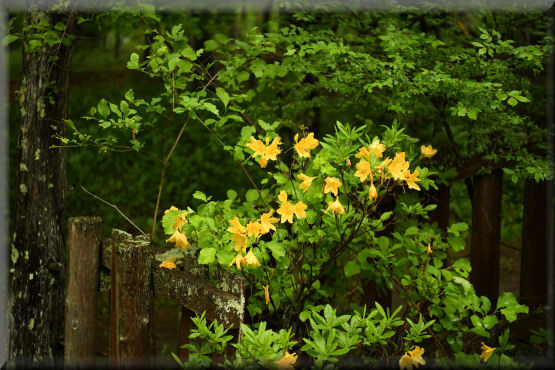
[399,346,425,370]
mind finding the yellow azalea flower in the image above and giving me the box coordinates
[327,197,346,215]
[294,132,319,158]
[355,159,373,182]
[388,152,410,181]
[275,351,297,370]
[247,136,282,168]
[421,145,437,158]
[297,173,316,192]
[399,353,418,370]
[246,221,262,238]
[427,243,432,254]
[231,233,248,252]
[356,139,386,159]
[369,182,378,200]
[164,205,178,214]
[263,285,270,305]
[376,157,392,172]
[277,200,295,224]
[346,159,352,167]
[159,257,177,270]
[243,248,260,267]
[172,211,188,231]
[278,190,289,203]
[405,170,421,191]
[408,347,425,366]
[293,201,307,219]
[323,177,342,196]
[480,342,496,363]
[166,230,191,250]
[227,217,247,235]
[259,210,279,234]
[229,252,245,270]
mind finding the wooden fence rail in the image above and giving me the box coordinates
[64,217,245,367]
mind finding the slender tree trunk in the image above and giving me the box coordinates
[470,170,503,302]
[8,6,74,367]
[428,185,450,233]
[520,179,550,308]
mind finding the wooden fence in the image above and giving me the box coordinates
[64,217,245,367]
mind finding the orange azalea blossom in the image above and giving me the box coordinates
[323,177,342,196]
[421,144,437,158]
[388,152,410,181]
[399,346,425,370]
[259,210,279,234]
[294,132,319,158]
[247,136,282,168]
[356,139,386,159]
[327,197,346,215]
[293,201,307,219]
[399,353,417,370]
[164,205,178,214]
[355,159,373,182]
[229,252,245,270]
[346,159,352,167]
[369,182,378,200]
[263,285,270,304]
[297,173,316,192]
[166,230,190,250]
[243,248,261,267]
[172,211,188,231]
[231,233,247,252]
[480,342,496,362]
[275,351,297,370]
[404,169,421,191]
[246,221,262,238]
[227,217,247,235]
[408,347,425,366]
[159,257,177,270]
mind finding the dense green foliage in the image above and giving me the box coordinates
[6,3,552,368]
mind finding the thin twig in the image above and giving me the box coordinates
[80,186,146,236]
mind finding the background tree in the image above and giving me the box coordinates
[7,2,75,366]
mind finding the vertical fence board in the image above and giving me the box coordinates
[108,230,152,367]
[520,179,549,308]
[64,217,102,366]
[470,170,503,301]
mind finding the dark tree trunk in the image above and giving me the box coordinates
[470,170,503,302]
[520,179,550,308]
[8,6,74,367]
[428,185,450,233]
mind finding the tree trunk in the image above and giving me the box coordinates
[470,170,503,302]
[8,6,74,367]
[520,179,550,308]
[428,185,450,233]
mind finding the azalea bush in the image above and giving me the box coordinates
[161,122,529,368]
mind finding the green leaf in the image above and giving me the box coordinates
[198,248,217,264]
[507,97,518,106]
[245,189,258,203]
[2,34,19,46]
[226,189,237,201]
[181,46,197,61]
[266,241,285,260]
[237,71,250,83]
[127,53,140,69]
[216,87,230,109]
[483,315,498,329]
[97,99,110,119]
[446,236,465,252]
[193,191,208,202]
[344,260,361,278]
[448,222,468,236]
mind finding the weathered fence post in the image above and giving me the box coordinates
[109,230,153,368]
[470,170,503,301]
[64,217,102,367]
